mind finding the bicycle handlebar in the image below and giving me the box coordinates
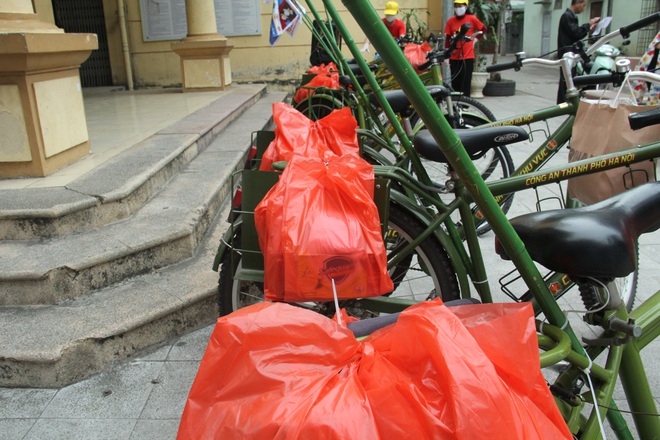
[572,71,626,87]
[444,23,472,59]
[486,60,522,73]
[620,11,660,39]
[573,70,660,87]
[418,23,472,71]
[629,107,660,131]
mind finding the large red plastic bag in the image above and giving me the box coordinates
[255,153,393,302]
[293,62,340,104]
[259,102,359,171]
[177,300,572,439]
[404,41,433,73]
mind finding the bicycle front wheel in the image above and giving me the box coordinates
[453,95,497,122]
[611,252,638,312]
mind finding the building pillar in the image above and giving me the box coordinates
[171,0,234,92]
[0,3,98,178]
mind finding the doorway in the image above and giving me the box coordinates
[51,0,113,87]
[506,12,524,53]
[541,10,552,56]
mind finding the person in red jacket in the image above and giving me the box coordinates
[361,1,406,54]
[383,1,406,39]
[444,0,486,97]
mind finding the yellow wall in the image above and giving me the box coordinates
[34,0,435,88]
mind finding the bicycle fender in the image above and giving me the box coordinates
[212,219,243,272]
[389,190,471,296]
[461,113,490,126]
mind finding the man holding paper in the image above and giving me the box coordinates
[556,0,600,103]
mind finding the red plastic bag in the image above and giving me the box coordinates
[255,153,393,302]
[177,301,571,439]
[293,62,340,104]
[308,62,338,76]
[404,42,433,73]
[259,102,359,171]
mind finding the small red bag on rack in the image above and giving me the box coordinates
[293,62,340,104]
[259,102,359,171]
[404,41,433,73]
[255,153,393,302]
[177,300,572,439]
[308,62,338,76]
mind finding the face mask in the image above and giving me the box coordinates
[454,6,467,16]
[385,15,396,23]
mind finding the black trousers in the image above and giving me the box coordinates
[557,70,567,104]
[557,66,578,104]
[449,58,474,97]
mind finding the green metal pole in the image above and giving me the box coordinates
[319,0,436,185]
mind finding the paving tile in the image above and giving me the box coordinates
[23,419,136,440]
[39,362,163,420]
[130,419,181,440]
[0,418,36,440]
[139,361,199,420]
[166,324,215,361]
[0,388,57,418]
[134,343,173,363]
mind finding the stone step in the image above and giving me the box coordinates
[0,91,287,306]
[0,201,230,388]
[0,84,269,241]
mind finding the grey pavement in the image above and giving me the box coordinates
[1,55,658,439]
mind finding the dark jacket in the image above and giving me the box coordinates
[557,8,590,57]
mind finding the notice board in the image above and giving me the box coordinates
[140,0,262,42]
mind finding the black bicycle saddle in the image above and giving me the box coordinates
[413,125,528,163]
[368,86,453,115]
[495,182,660,278]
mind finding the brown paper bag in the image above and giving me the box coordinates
[568,98,659,205]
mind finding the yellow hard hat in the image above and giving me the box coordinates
[384,1,399,15]
[454,0,469,5]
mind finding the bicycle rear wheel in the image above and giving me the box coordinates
[217,205,461,317]
[385,204,460,302]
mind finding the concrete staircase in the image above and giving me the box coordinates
[0,84,287,387]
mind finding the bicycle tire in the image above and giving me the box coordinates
[453,95,496,122]
[610,250,638,312]
[217,232,263,316]
[217,205,460,317]
[386,204,460,302]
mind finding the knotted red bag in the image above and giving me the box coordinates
[177,300,572,439]
[259,102,359,171]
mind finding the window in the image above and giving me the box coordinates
[590,1,603,20]
[554,0,563,10]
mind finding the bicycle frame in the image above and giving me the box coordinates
[338,0,659,438]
